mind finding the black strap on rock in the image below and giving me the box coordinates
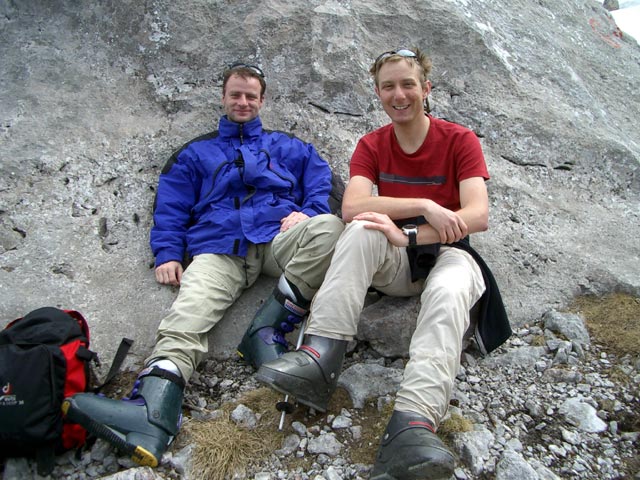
[92,337,134,392]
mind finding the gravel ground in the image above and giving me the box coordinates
[2,313,639,480]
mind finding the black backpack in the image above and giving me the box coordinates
[0,307,131,475]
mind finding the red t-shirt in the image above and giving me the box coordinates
[350,116,489,211]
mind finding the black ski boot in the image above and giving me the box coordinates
[370,410,455,480]
[237,275,309,369]
[256,334,347,412]
[62,366,185,467]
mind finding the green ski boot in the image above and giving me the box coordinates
[256,334,347,412]
[62,366,184,467]
[370,410,455,480]
[237,275,309,369]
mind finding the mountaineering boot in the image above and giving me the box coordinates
[370,410,455,480]
[237,274,310,369]
[62,366,185,467]
[256,334,348,412]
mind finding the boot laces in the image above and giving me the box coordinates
[272,330,288,348]
[279,313,304,333]
[123,378,142,401]
[272,313,306,346]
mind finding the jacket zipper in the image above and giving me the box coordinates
[261,149,295,196]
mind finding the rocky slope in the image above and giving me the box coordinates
[1,0,639,478]
[1,0,639,361]
[2,307,638,479]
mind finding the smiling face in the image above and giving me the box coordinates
[222,73,264,123]
[374,59,430,126]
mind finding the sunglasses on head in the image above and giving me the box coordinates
[374,48,417,64]
[228,62,265,78]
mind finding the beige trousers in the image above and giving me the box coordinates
[305,220,486,427]
[149,214,344,379]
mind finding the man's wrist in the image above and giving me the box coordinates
[402,224,419,247]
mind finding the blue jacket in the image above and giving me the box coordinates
[151,115,332,266]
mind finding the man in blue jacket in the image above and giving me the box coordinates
[63,63,344,467]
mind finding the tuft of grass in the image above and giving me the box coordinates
[569,292,640,356]
[439,413,474,436]
[186,415,269,480]
[530,334,546,347]
[183,387,285,480]
[567,292,640,478]
[235,386,287,426]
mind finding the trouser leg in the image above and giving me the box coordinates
[305,220,410,339]
[149,252,260,380]
[237,214,344,368]
[256,220,406,410]
[370,248,483,480]
[394,247,485,427]
[266,213,345,300]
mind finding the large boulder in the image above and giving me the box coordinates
[1,0,638,369]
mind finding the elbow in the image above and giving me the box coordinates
[341,203,357,223]
[476,213,489,233]
[342,210,354,223]
[342,212,356,223]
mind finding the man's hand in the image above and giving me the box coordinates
[155,261,183,286]
[353,212,407,247]
[280,211,309,232]
[424,200,468,244]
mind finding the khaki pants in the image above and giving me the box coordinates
[149,214,344,379]
[305,220,485,427]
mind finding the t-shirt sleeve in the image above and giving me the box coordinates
[349,136,378,183]
[455,129,490,182]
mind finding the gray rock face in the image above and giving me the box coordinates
[1,0,639,371]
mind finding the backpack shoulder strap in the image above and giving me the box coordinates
[93,337,134,392]
[35,443,56,476]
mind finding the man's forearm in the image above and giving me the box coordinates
[342,195,427,222]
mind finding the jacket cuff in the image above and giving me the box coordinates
[154,251,183,267]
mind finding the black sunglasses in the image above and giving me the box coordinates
[228,62,265,78]
[374,48,417,64]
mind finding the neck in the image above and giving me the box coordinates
[393,114,430,154]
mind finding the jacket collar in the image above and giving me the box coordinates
[219,115,263,141]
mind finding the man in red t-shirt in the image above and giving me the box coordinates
[258,47,506,479]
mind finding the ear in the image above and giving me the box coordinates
[422,80,432,99]
[374,84,381,99]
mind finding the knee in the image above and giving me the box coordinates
[310,214,345,241]
[422,280,473,313]
[343,220,387,245]
[325,214,346,237]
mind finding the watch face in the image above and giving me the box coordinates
[403,224,418,234]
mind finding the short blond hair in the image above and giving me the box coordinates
[369,47,432,87]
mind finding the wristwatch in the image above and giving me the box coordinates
[402,224,418,247]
